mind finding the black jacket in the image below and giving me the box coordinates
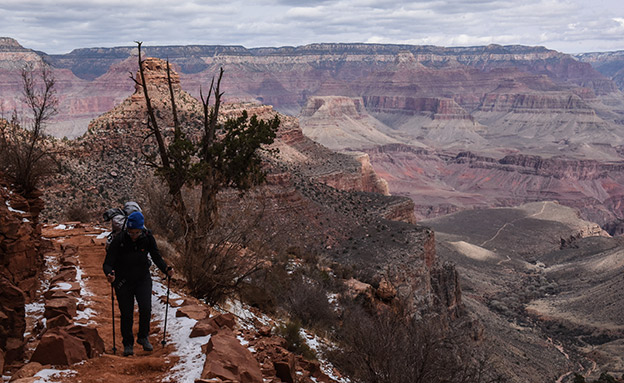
[102,229,168,284]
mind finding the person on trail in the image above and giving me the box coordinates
[102,211,173,356]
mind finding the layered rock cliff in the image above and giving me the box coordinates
[576,50,624,92]
[1,38,621,143]
[366,144,624,233]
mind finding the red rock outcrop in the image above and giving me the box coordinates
[30,327,89,366]
[201,332,264,383]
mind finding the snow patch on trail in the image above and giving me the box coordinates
[33,368,77,382]
[152,279,210,383]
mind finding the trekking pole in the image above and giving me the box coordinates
[161,274,171,347]
[111,281,117,355]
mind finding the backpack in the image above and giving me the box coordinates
[102,202,142,249]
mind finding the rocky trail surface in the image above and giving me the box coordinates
[6,223,336,383]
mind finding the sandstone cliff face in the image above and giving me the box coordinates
[0,173,45,371]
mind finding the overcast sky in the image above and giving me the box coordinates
[1,0,623,55]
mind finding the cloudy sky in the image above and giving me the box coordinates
[1,0,623,55]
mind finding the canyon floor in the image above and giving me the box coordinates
[423,201,624,382]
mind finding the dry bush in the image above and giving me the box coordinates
[277,320,316,360]
[64,203,92,222]
[327,301,506,383]
[143,182,277,305]
[0,120,57,196]
[285,274,337,329]
[140,178,186,242]
[0,63,58,196]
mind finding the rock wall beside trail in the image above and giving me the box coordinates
[0,173,45,371]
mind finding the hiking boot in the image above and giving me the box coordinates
[123,344,134,356]
[137,337,153,351]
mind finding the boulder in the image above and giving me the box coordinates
[176,304,209,321]
[376,277,397,301]
[49,281,82,297]
[190,319,220,338]
[201,333,263,383]
[44,296,77,319]
[60,256,79,267]
[49,267,77,285]
[46,313,73,329]
[64,325,105,358]
[273,353,296,383]
[9,362,43,381]
[0,277,26,352]
[300,359,329,381]
[30,328,88,365]
[4,337,24,365]
[345,278,374,300]
[43,289,68,300]
[211,313,236,330]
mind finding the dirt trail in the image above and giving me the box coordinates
[37,224,179,383]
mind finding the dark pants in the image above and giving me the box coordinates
[115,272,152,347]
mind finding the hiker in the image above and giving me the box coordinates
[102,211,173,356]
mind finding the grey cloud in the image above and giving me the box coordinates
[0,0,622,54]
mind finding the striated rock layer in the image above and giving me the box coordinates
[1,38,622,144]
[366,144,624,233]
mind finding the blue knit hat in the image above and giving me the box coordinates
[126,211,144,229]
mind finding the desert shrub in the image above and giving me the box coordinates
[238,254,291,313]
[285,274,336,329]
[140,179,186,243]
[64,203,91,222]
[277,320,316,360]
